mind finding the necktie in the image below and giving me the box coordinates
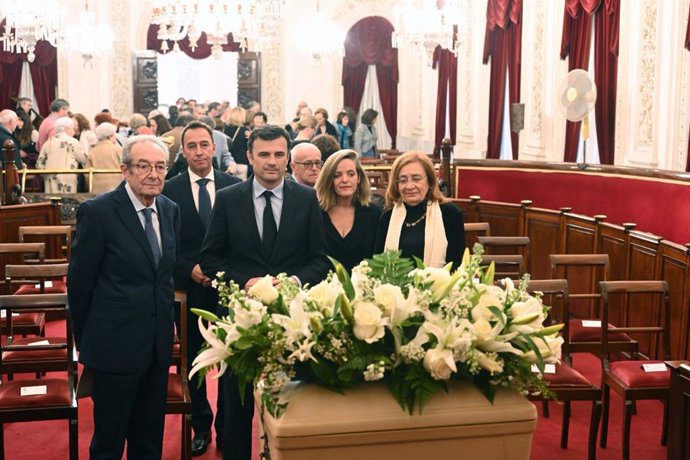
[142,208,162,267]
[262,190,277,257]
[197,178,211,228]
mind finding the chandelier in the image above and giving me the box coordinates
[150,0,285,58]
[303,0,344,61]
[0,3,66,62]
[391,0,459,66]
[63,1,114,64]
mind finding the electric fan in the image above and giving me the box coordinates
[559,69,597,170]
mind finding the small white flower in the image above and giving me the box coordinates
[216,271,225,278]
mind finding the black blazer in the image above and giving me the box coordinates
[67,182,180,374]
[162,170,240,309]
[200,178,329,288]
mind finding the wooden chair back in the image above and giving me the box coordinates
[18,225,72,263]
[464,222,490,250]
[550,254,609,319]
[480,254,525,280]
[0,293,78,459]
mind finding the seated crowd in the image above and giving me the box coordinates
[2,96,466,460]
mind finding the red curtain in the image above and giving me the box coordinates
[560,0,618,164]
[432,44,457,158]
[146,24,240,59]
[483,0,522,159]
[342,16,399,148]
[0,26,57,116]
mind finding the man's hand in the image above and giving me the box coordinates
[244,276,280,290]
[191,264,212,287]
[226,163,237,175]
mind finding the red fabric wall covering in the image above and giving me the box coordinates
[456,168,690,244]
[685,7,690,171]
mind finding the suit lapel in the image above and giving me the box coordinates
[113,184,157,268]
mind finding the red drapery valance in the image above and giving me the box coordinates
[0,23,57,117]
[146,24,241,59]
[483,0,522,159]
[342,16,398,148]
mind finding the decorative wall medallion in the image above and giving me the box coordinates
[142,61,158,80]
[238,61,253,81]
[143,89,158,109]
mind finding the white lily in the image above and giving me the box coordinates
[189,317,232,379]
[271,293,312,344]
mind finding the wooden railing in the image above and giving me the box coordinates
[454,197,690,361]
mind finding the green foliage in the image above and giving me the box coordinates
[366,251,415,289]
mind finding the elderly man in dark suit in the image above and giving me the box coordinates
[162,121,241,455]
[200,125,329,460]
[67,135,180,459]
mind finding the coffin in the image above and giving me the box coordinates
[257,380,537,460]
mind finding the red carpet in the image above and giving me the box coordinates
[5,322,667,459]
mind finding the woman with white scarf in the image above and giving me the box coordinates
[375,151,466,269]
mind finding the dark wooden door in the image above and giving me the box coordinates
[237,52,261,109]
[132,51,159,117]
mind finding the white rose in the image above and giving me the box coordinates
[308,280,342,315]
[234,300,266,328]
[373,284,404,315]
[423,346,456,380]
[353,301,388,343]
[509,297,545,334]
[248,275,279,304]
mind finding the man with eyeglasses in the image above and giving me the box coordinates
[200,125,329,460]
[68,135,181,459]
[290,142,323,187]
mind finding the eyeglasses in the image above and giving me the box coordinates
[396,175,425,185]
[294,160,324,169]
[130,162,168,175]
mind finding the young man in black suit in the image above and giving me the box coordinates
[67,135,180,458]
[162,121,241,455]
[200,125,329,460]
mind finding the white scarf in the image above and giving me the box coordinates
[384,201,448,268]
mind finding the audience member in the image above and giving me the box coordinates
[252,111,267,129]
[223,107,250,180]
[354,108,379,157]
[0,109,22,168]
[37,116,87,193]
[314,108,338,137]
[163,113,194,166]
[37,98,70,152]
[290,142,323,187]
[335,111,352,149]
[315,149,382,272]
[73,113,97,155]
[311,133,340,162]
[86,122,123,194]
[291,115,317,147]
[149,113,173,137]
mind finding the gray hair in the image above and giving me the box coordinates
[291,142,321,163]
[94,122,116,142]
[53,117,74,134]
[49,98,70,113]
[198,116,216,129]
[129,113,148,131]
[121,135,169,165]
[0,109,18,124]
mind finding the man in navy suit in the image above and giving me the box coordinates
[200,125,329,460]
[162,121,241,455]
[67,135,180,459]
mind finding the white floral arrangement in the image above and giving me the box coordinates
[190,248,564,417]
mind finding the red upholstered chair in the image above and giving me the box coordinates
[4,264,71,381]
[167,290,193,460]
[0,293,78,459]
[18,225,72,264]
[525,279,602,460]
[0,243,47,337]
[550,254,636,358]
[598,280,671,460]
